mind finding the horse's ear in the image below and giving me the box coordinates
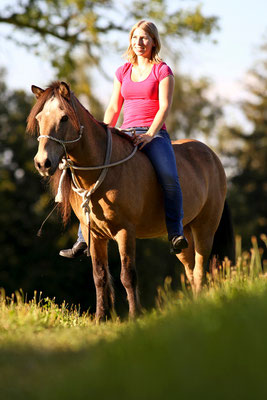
[59,82,71,101]
[31,85,44,99]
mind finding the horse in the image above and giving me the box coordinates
[27,81,235,320]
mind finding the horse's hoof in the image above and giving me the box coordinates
[95,315,107,324]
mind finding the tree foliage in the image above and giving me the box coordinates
[218,50,267,248]
[0,0,220,125]
[168,75,223,139]
[0,0,218,80]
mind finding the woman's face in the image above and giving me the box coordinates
[131,27,155,59]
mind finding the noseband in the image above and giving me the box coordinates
[37,125,84,158]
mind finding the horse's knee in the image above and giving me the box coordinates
[93,265,108,288]
[120,267,137,290]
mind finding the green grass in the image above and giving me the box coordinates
[0,235,267,400]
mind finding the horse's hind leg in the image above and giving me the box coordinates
[191,209,221,295]
[90,235,114,321]
[192,238,213,295]
[115,228,140,319]
[176,225,195,291]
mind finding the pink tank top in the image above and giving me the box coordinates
[115,62,173,130]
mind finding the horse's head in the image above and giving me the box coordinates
[29,82,81,176]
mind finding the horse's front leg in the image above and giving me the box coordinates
[90,235,114,321]
[115,228,141,319]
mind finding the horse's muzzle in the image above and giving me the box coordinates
[34,154,54,177]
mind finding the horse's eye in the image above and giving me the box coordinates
[61,115,68,123]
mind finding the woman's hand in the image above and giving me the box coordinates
[132,132,154,150]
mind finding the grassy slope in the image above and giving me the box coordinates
[1,271,267,400]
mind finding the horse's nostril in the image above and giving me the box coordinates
[44,159,51,169]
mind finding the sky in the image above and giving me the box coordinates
[182,0,267,100]
[1,0,267,126]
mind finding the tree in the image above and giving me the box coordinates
[218,47,267,248]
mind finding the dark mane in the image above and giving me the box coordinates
[111,127,134,144]
[73,95,107,129]
[27,81,133,144]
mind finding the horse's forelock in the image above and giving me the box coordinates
[26,86,54,135]
[55,91,80,132]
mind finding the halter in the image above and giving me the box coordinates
[37,125,84,159]
[36,98,137,253]
[37,125,137,203]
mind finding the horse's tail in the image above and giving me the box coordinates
[210,200,235,266]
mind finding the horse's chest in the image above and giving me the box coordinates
[90,209,120,238]
[71,188,134,238]
[89,198,122,238]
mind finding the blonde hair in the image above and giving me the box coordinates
[124,20,162,65]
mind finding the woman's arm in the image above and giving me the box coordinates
[135,74,175,149]
[103,76,124,127]
[147,74,174,136]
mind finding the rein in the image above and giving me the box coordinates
[37,103,137,253]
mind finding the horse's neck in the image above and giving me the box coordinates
[67,97,138,191]
[68,102,108,188]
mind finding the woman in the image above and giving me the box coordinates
[60,20,188,258]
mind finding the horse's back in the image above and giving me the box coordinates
[172,138,224,172]
[89,136,226,240]
[172,139,226,188]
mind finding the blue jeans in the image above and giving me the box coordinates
[77,127,184,242]
[78,224,84,242]
[134,127,184,240]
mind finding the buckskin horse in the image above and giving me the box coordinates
[27,81,235,320]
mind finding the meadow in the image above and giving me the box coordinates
[0,235,266,400]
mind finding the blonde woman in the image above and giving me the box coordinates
[60,20,188,258]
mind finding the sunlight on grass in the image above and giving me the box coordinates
[0,236,266,399]
[156,234,267,308]
[0,288,127,351]
[0,235,266,351]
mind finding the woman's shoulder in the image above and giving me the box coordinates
[115,62,132,82]
[154,62,174,81]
